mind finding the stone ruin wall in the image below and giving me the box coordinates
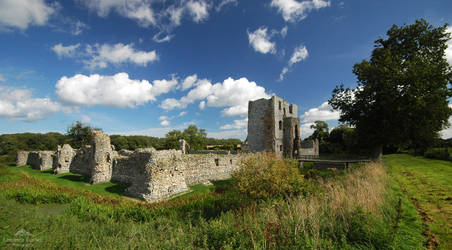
[15,132,248,202]
[183,153,242,186]
[299,139,319,158]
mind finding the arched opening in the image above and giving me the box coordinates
[279,121,282,130]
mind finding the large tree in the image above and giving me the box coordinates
[329,19,452,159]
[308,120,329,142]
[66,121,100,148]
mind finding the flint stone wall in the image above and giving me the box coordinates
[300,139,319,158]
[16,151,29,166]
[14,133,249,202]
[183,154,242,186]
[54,144,74,174]
[70,145,93,176]
[90,131,113,184]
[122,149,189,202]
[20,151,54,170]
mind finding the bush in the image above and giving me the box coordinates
[232,153,307,200]
[424,148,450,161]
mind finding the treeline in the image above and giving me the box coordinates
[0,123,242,159]
[310,120,452,157]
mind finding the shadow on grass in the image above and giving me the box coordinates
[105,183,128,195]
[59,174,90,183]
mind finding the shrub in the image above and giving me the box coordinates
[232,153,307,200]
[424,148,449,161]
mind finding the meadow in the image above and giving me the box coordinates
[0,154,440,249]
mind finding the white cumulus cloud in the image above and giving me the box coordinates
[186,0,209,23]
[78,0,155,27]
[300,101,339,123]
[220,118,248,130]
[181,74,198,90]
[160,120,170,126]
[446,26,452,66]
[270,0,330,22]
[0,0,55,31]
[248,27,276,54]
[280,45,309,80]
[51,43,80,58]
[56,73,177,108]
[289,45,309,66]
[0,86,60,121]
[84,43,158,69]
[160,76,270,117]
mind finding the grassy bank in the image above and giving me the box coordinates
[0,156,425,249]
[384,154,452,249]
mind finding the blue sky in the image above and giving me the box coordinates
[1,0,452,140]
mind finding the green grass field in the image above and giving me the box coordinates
[384,154,452,249]
[0,156,432,249]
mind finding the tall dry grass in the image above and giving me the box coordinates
[235,162,390,248]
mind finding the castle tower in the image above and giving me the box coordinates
[247,95,300,158]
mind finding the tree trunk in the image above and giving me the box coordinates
[371,144,383,161]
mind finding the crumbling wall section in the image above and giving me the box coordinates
[283,117,300,158]
[300,139,319,158]
[70,145,93,176]
[90,131,113,184]
[183,153,243,186]
[53,144,74,174]
[16,151,29,166]
[124,149,188,202]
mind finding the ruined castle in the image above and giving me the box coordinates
[16,131,243,202]
[247,95,318,158]
[16,95,317,202]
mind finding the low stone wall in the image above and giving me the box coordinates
[299,139,319,158]
[16,151,54,170]
[183,154,242,186]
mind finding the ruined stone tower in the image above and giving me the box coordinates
[247,95,301,158]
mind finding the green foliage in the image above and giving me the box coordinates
[164,129,184,149]
[110,135,166,150]
[424,147,450,161]
[66,121,100,148]
[233,154,308,200]
[0,132,68,160]
[308,120,329,142]
[164,125,210,150]
[330,19,452,156]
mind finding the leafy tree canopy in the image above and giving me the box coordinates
[308,120,329,142]
[329,19,452,158]
[66,121,101,148]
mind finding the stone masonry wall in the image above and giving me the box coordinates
[15,133,249,202]
[70,145,93,176]
[90,131,113,184]
[300,139,319,158]
[16,151,29,166]
[123,149,189,202]
[248,98,269,152]
[53,144,74,174]
[183,153,243,186]
[16,151,54,170]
